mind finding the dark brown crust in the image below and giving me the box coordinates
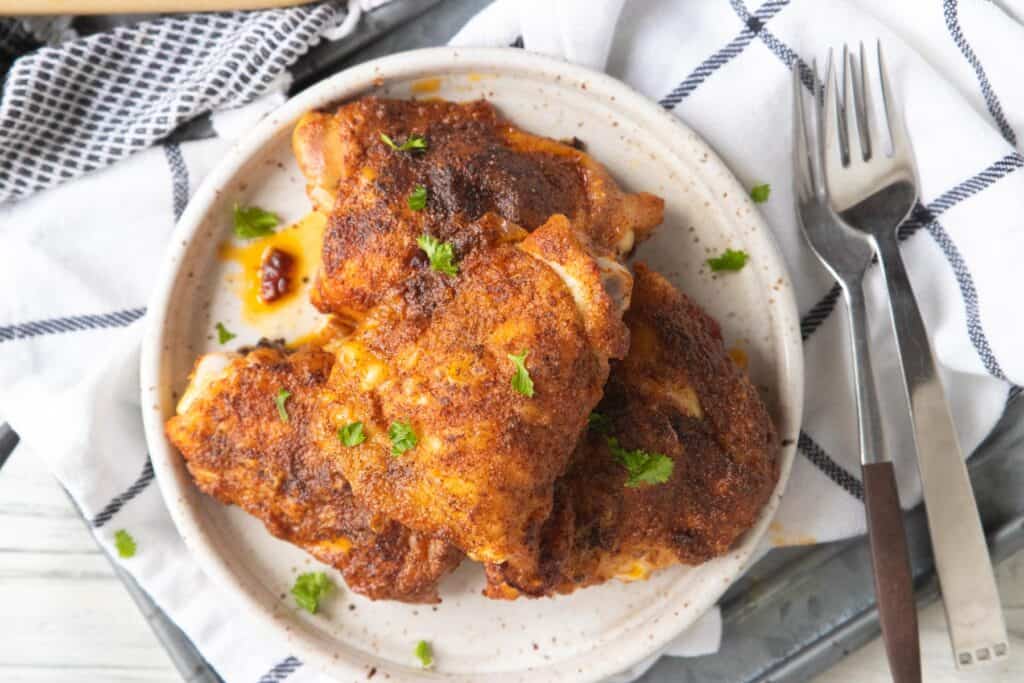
[292,97,663,320]
[320,215,625,576]
[485,265,780,598]
[165,347,462,603]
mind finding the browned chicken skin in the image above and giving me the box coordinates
[485,265,780,598]
[288,98,653,579]
[293,97,663,321]
[165,345,461,603]
[166,96,777,605]
[166,267,778,603]
[320,215,629,575]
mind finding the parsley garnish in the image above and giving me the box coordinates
[588,412,611,433]
[416,234,459,276]
[233,203,279,239]
[215,322,236,344]
[408,185,428,211]
[389,421,417,456]
[750,183,771,203]
[380,132,428,153]
[508,350,535,398]
[607,437,674,487]
[274,388,291,422]
[707,248,749,272]
[338,422,366,447]
[114,529,136,558]
[291,572,333,614]
[414,640,433,669]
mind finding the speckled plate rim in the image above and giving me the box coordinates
[141,47,803,683]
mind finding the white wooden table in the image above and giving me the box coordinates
[2,445,1022,682]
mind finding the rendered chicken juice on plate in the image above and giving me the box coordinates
[165,97,779,606]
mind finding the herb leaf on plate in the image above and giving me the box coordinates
[707,248,749,273]
[233,204,279,239]
[215,322,236,344]
[291,572,333,614]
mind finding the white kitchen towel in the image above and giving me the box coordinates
[0,0,394,203]
[2,0,1024,681]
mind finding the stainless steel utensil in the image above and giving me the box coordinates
[823,41,1008,670]
[792,57,920,683]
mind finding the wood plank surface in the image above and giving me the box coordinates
[1,444,1021,682]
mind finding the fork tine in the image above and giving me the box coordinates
[876,40,907,154]
[822,50,840,199]
[837,44,852,166]
[792,63,816,201]
[854,41,876,160]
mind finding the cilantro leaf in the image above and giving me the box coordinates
[750,183,771,203]
[607,437,674,487]
[508,350,535,398]
[274,388,291,423]
[291,572,333,614]
[215,322,236,345]
[233,203,279,239]
[588,412,611,433]
[338,421,366,447]
[416,234,459,276]
[389,421,417,456]
[380,132,428,153]
[408,185,428,211]
[707,248,749,273]
[114,529,136,558]
[414,640,433,669]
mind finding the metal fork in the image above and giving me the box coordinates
[824,41,1008,670]
[793,58,920,683]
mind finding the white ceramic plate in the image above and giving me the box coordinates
[141,48,803,683]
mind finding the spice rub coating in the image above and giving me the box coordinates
[485,265,780,598]
[322,215,630,580]
[293,97,663,321]
[165,345,462,603]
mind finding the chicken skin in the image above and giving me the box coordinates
[321,214,630,576]
[165,96,780,606]
[165,345,462,603]
[485,265,780,598]
[165,267,777,603]
[292,97,663,321]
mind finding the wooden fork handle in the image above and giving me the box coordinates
[863,461,921,683]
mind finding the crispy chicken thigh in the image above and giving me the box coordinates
[164,266,777,603]
[321,215,630,575]
[485,265,780,598]
[168,97,735,604]
[293,97,663,321]
[165,346,462,603]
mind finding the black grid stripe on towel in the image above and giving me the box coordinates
[0,4,343,204]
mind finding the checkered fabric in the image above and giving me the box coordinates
[0,4,343,203]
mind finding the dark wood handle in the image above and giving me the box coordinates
[863,462,921,683]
